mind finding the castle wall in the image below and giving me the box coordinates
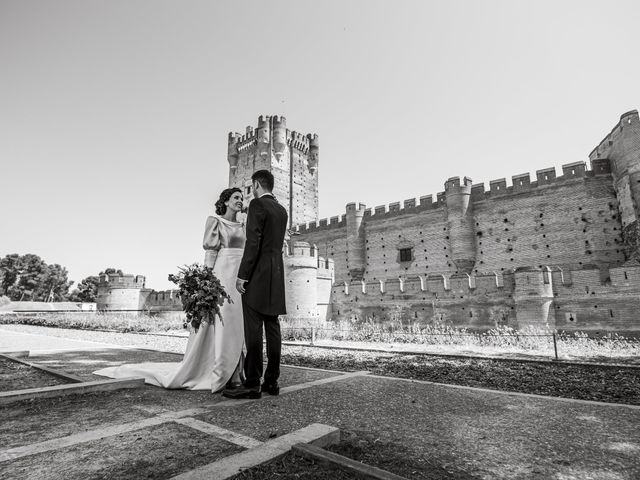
[329,273,516,330]
[143,290,182,311]
[325,265,640,333]
[473,173,624,273]
[551,266,640,334]
[361,207,450,281]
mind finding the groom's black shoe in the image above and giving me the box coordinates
[261,382,280,396]
[222,384,261,400]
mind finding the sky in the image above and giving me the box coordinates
[1,0,639,291]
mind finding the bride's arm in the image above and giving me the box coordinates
[202,216,220,268]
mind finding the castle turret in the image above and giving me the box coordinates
[284,241,318,318]
[444,176,476,273]
[307,134,319,173]
[257,115,270,158]
[272,115,287,160]
[346,202,367,280]
[589,110,640,260]
[96,273,151,314]
[513,267,555,328]
[227,132,240,172]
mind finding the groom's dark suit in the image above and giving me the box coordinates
[237,193,288,389]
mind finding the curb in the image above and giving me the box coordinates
[0,377,145,406]
[0,352,84,383]
[292,442,409,480]
[170,423,341,480]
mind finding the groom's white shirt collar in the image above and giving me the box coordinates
[259,192,274,198]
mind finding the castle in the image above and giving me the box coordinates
[100,111,640,333]
[287,110,640,333]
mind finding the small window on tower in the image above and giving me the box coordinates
[246,186,251,195]
[399,248,413,262]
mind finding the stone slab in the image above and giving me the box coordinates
[170,423,340,480]
[174,417,263,449]
[0,353,84,383]
[0,377,144,407]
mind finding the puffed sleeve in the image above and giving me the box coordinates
[203,216,220,267]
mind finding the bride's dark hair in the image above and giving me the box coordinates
[215,187,242,215]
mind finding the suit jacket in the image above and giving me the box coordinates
[237,194,288,315]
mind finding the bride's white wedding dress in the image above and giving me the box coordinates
[94,215,245,392]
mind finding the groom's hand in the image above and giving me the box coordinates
[236,278,247,294]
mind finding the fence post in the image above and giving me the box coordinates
[552,333,558,361]
[311,326,316,346]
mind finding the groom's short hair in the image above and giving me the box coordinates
[252,170,274,192]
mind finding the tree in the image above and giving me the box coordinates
[69,276,100,303]
[0,254,21,296]
[4,254,48,301]
[0,254,73,301]
[99,268,123,276]
[38,263,74,301]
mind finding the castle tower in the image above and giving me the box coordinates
[227,115,319,228]
[444,176,476,273]
[589,110,640,259]
[283,241,319,318]
[96,273,151,314]
[345,202,367,280]
[513,267,555,328]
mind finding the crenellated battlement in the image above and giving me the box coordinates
[229,115,319,156]
[146,289,181,305]
[295,160,614,232]
[331,265,640,299]
[98,273,146,289]
[463,160,612,200]
[287,130,311,153]
[295,215,346,233]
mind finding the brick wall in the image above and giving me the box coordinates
[474,175,624,273]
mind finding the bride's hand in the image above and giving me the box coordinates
[236,279,246,294]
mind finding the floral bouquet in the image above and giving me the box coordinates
[168,263,232,332]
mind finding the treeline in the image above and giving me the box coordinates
[0,253,122,303]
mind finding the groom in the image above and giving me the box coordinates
[224,170,288,400]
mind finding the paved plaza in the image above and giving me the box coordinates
[1,327,639,479]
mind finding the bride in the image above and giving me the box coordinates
[94,188,246,392]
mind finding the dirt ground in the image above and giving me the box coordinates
[5,421,244,480]
[230,451,358,479]
[0,357,69,392]
[2,331,639,480]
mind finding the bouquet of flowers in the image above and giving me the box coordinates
[168,263,232,332]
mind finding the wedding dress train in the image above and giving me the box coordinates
[94,216,245,392]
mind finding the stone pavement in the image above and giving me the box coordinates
[1,328,639,479]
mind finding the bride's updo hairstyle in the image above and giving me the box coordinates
[215,187,242,215]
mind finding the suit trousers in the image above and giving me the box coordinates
[242,298,281,388]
